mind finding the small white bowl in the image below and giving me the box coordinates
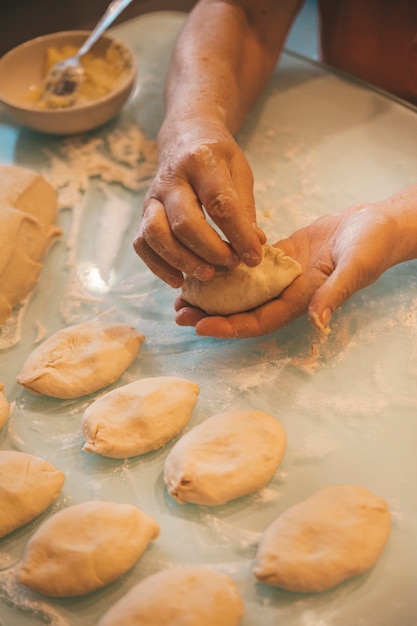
[0,31,138,135]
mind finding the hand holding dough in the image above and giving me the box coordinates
[82,376,200,458]
[97,566,244,626]
[164,409,286,505]
[0,164,62,324]
[253,484,391,592]
[181,244,302,315]
[0,450,65,538]
[17,319,145,398]
[18,500,160,597]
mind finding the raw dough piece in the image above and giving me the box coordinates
[18,500,160,597]
[181,244,302,315]
[17,319,145,398]
[97,566,244,626]
[0,450,65,538]
[253,484,391,592]
[0,164,62,324]
[164,409,286,505]
[0,384,9,429]
[82,376,200,458]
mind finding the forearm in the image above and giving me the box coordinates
[159,0,304,146]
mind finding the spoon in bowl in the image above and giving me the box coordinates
[41,0,134,107]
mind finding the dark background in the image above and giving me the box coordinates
[1,0,197,57]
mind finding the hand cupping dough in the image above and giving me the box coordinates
[17,319,145,398]
[0,164,62,324]
[97,566,244,626]
[0,450,65,538]
[164,409,286,505]
[18,500,160,597]
[253,484,391,592]
[82,376,200,458]
[181,244,302,315]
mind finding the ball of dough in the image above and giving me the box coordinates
[17,319,145,398]
[253,484,391,592]
[0,384,9,429]
[82,376,200,458]
[181,244,302,315]
[0,450,65,538]
[164,409,286,505]
[97,566,244,626]
[18,500,160,597]
[0,164,62,324]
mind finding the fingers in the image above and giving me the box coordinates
[175,296,305,338]
[190,148,265,265]
[134,137,266,283]
[134,194,227,287]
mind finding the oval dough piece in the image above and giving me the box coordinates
[82,376,200,458]
[0,164,62,324]
[181,244,302,315]
[0,450,65,538]
[253,484,391,592]
[164,409,286,505]
[98,566,244,626]
[17,319,145,398]
[18,500,160,597]
[0,384,9,429]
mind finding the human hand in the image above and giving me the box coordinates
[175,198,408,338]
[133,118,265,288]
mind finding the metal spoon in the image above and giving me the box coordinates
[42,0,134,107]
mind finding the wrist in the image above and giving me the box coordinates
[157,112,231,158]
[378,185,417,266]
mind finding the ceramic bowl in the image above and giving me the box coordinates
[0,30,138,135]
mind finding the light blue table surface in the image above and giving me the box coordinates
[0,11,416,626]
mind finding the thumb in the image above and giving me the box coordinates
[308,262,367,334]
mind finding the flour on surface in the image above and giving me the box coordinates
[42,122,157,209]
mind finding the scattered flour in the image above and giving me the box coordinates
[0,567,69,626]
[42,122,157,209]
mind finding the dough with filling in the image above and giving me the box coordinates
[0,164,62,324]
[181,244,302,315]
[17,319,145,398]
[97,566,244,626]
[18,500,160,597]
[164,409,286,505]
[253,484,391,592]
[82,376,200,458]
[0,384,9,429]
[0,450,65,538]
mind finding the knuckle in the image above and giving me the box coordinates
[205,192,236,222]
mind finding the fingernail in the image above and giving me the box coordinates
[241,252,262,267]
[319,308,332,334]
[166,274,183,288]
[321,307,332,327]
[193,265,214,281]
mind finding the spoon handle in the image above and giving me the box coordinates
[76,0,135,59]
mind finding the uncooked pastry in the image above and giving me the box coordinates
[164,409,286,505]
[253,484,391,592]
[97,566,244,626]
[17,319,145,398]
[18,500,160,597]
[0,384,9,429]
[181,244,302,315]
[0,450,65,538]
[0,164,62,324]
[82,376,200,458]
